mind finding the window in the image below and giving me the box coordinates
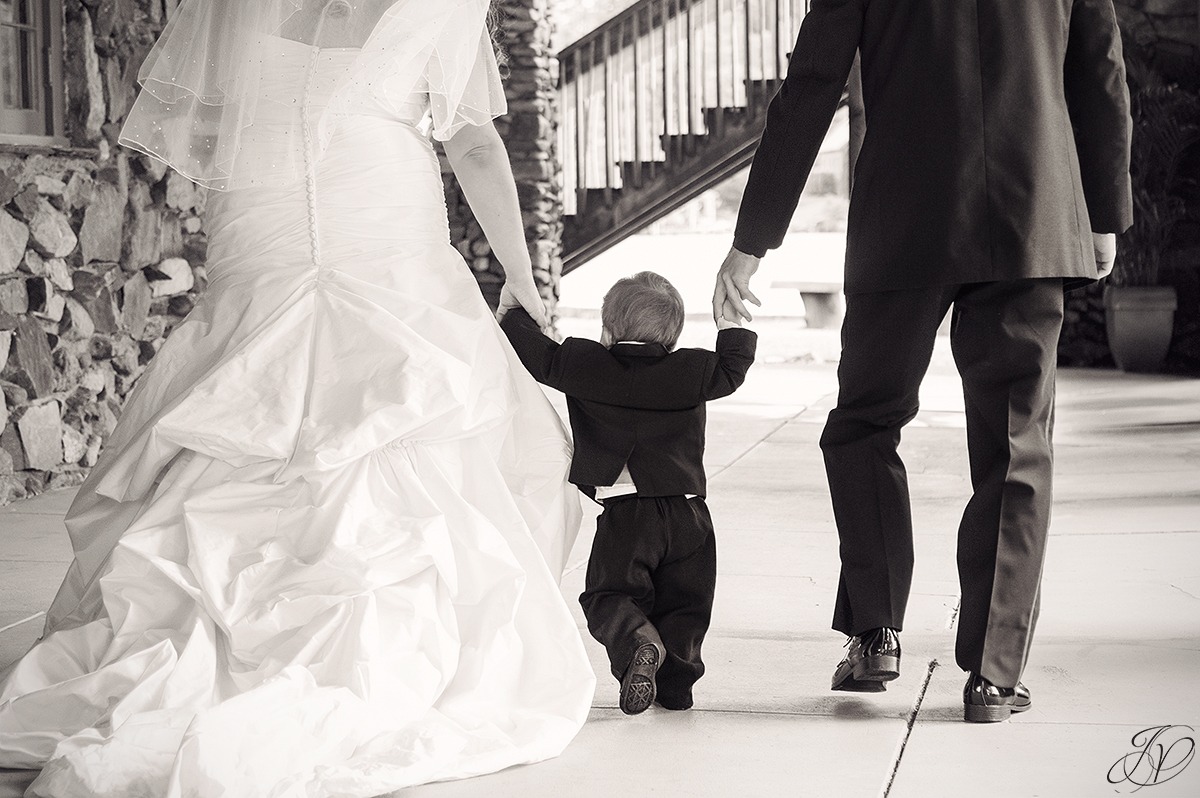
[0,0,64,144]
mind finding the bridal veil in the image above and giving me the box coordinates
[119,0,507,190]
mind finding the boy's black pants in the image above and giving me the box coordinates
[578,495,716,709]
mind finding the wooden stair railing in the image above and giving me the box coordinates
[558,0,813,272]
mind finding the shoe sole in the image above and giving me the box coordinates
[964,702,1011,723]
[620,644,660,715]
[621,676,654,714]
[852,654,900,683]
[964,701,1030,723]
[831,675,887,693]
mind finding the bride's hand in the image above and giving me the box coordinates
[497,279,548,327]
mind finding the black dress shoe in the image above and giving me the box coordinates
[619,641,662,715]
[831,627,901,692]
[963,673,1032,723]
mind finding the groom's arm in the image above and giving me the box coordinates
[1064,0,1133,235]
[732,0,866,258]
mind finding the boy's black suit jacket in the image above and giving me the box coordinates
[733,0,1133,292]
[500,308,757,498]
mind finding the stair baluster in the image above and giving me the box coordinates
[559,0,820,271]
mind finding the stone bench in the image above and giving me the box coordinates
[772,281,844,328]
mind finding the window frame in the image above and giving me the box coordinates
[0,0,66,147]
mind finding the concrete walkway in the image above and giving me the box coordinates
[2,323,1198,797]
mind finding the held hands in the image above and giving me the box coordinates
[713,246,762,326]
[497,278,548,328]
[716,299,742,330]
[1093,232,1117,280]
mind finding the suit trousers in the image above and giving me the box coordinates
[821,279,1063,688]
[578,495,717,708]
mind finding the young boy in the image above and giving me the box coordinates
[500,271,756,715]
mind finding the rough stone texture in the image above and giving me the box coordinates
[121,274,152,339]
[0,0,204,503]
[44,258,74,292]
[0,424,25,472]
[1058,282,1114,368]
[1,284,28,317]
[149,257,194,298]
[84,288,121,334]
[28,200,79,259]
[29,278,67,322]
[0,172,18,205]
[35,175,67,196]
[62,424,88,465]
[8,318,56,399]
[62,297,96,340]
[64,3,107,144]
[0,212,28,275]
[165,172,198,213]
[126,204,164,271]
[16,401,63,471]
[78,182,126,265]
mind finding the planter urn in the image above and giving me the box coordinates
[1103,285,1178,372]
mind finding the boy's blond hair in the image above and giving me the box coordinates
[601,271,686,350]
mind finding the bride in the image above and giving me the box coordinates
[0,0,595,795]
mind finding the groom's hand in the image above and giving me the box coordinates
[713,247,762,324]
[1093,232,1117,280]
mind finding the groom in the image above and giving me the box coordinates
[714,0,1132,721]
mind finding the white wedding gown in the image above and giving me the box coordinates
[0,37,594,797]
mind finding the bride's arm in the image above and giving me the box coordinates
[443,121,547,325]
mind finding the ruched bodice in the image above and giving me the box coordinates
[210,39,447,276]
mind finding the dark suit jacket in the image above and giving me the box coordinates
[733,0,1134,293]
[500,308,757,498]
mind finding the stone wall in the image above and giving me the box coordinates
[0,0,204,503]
[443,0,564,313]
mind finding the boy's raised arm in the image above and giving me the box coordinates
[499,306,563,388]
[702,327,757,401]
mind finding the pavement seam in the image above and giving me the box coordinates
[1170,583,1200,601]
[0,613,44,636]
[1050,529,1200,535]
[881,657,938,798]
[705,413,807,483]
[588,705,910,719]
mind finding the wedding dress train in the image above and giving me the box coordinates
[0,28,594,798]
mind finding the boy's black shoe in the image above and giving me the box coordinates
[654,695,694,710]
[831,627,901,691]
[620,641,662,715]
